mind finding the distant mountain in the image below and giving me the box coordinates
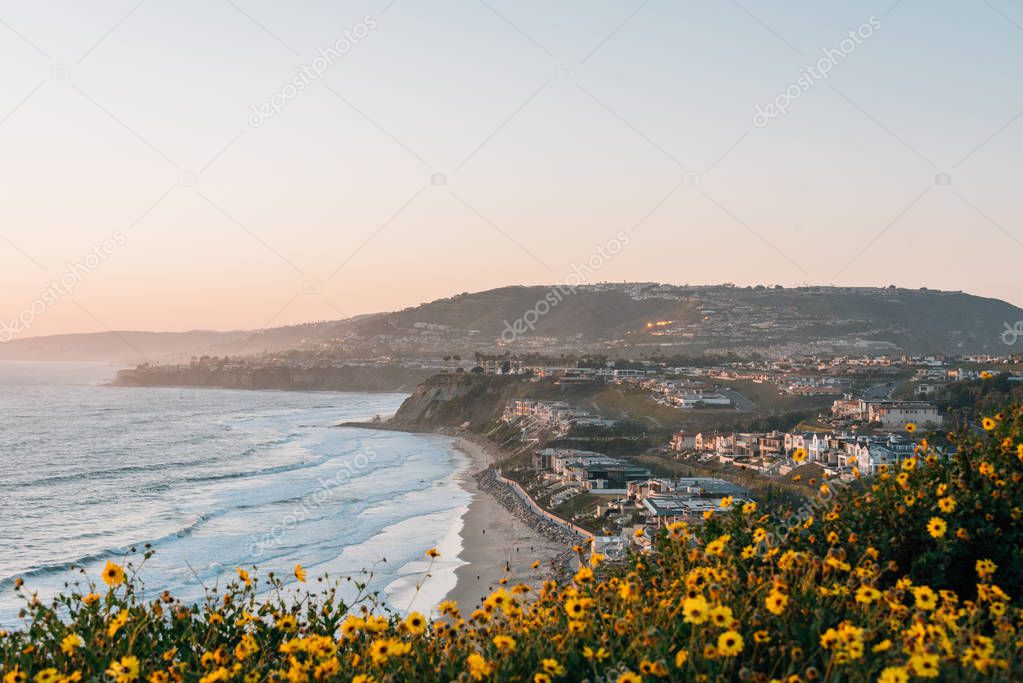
[2,284,1020,362]
[0,325,332,364]
[346,284,1023,356]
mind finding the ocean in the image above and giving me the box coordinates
[0,362,469,626]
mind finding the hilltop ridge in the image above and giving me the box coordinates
[2,284,1019,362]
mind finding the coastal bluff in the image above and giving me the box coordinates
[390,373,526,430]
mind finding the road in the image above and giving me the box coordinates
[718,387,756,412]
[863,382,896,400]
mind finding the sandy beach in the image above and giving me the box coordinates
[445,436,570,611]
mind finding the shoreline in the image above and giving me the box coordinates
[444,435,571,611]
[337,421,582,611]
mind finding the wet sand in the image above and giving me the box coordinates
[445,436,567,611]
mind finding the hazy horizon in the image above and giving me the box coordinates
[2,279,1023,341]
[2,0,1022,340]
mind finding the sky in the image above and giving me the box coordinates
[1,0,1021,338]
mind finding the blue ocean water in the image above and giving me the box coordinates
[0,362,469,625]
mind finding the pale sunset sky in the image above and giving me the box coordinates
[1,0,1021,338]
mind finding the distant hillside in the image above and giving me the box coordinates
[0,323,349,364]
[2,284,1020,361]
[350,284,1023,356]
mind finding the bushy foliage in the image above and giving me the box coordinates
[4,408,1023,682]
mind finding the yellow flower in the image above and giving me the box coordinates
[719,496,733,508]
[3,667,26,683]
[233,633,259,661]
[583,646,610,662]
[792,448,807,463]
[937,496,956,513]
[616,673,641,683]
[565,597,587,617]
[765,590,788,616]
[682,595,710,624]
[107,611,129,638]
[640,660,668,677]
[907,653,939,678]
[709,604,734,628]
[236,567,251,586]
[492,635,516,652]
[534,675,551,683]
[33,670,59,683]
[275,613,297,632]
[926,517,947,538]
[404,611,427,635]
[976,559,997,579]
[102,560,125,587]
[574,567,594,584]
[60,633,84,654]
[467,653,495,681]
[854,586,881,605]
[982,417,996,431]
[294,563,306,582]
[535,658,562,676]
[425,547,440,558]
[872,639,892,653]
[905,422,917,433]
[369,637,410,665]
[105,656,140,683]
[877,667,908,683]
[705,534,730,557]
[913,586,938,610]
[674,649,689,667]
[717,630,744,656]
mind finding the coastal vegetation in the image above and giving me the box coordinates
[4,405,1023,681]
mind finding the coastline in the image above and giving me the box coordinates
[444,435,569,611]
[337,421,581,611]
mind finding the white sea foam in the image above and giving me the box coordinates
[0,362,469,624]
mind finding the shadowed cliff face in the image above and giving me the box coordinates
[390,374,525,430]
